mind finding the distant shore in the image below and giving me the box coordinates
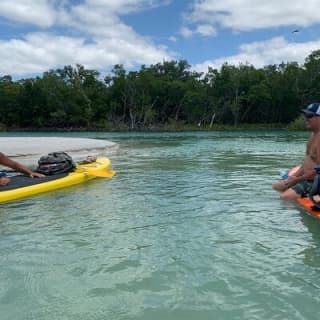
[0,123,293,132]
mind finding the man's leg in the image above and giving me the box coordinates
[279,188,300,201]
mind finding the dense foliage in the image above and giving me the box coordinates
[1,50,320,130]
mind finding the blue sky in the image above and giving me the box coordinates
[0,0,320,78]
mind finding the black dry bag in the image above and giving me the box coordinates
[36,152,75,175]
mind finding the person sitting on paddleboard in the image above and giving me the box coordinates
[273,103,320,201]
[0,152,45,186]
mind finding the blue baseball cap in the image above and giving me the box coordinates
[301,103,320,116]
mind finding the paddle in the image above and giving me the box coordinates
[77,167,116,178]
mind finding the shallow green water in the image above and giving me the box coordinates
[1,131,320,320]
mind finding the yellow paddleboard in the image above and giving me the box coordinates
[0,157,115,203]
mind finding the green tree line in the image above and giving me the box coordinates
[1,50,320,130]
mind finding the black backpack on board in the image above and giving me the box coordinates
[36,152,75,175]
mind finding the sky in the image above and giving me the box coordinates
[0,0,320,79]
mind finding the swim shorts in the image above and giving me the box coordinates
[292,180,314,197]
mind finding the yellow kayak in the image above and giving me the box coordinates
[0,157,115,203]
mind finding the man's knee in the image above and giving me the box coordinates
[279,189,299,201]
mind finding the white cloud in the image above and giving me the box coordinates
[1,0,319,78]
[181,24,216,38]
[82,0,169,15]
[180,26,194,38]
[195,24,216,36]
[193,37,320,73]
[0,32,172,76]
[0,0,174,76]
[0,0,56,27]
[186,0,320,32]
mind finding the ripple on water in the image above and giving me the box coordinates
[1,131,320,320]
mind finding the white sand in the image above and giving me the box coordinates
[0,137,117,166]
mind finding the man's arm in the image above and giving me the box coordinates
[285,168,316,188]
[0,152,44,178]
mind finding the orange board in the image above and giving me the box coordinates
[297,197,320,219]
[286,165,320,219]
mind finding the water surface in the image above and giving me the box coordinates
[1,131,320,320]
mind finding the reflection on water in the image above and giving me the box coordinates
[1,131,320,320]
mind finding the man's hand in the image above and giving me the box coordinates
[283,176,297,188]
[29,172,45,178]
[0,177,10,186]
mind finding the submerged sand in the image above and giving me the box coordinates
[0,137,117,166]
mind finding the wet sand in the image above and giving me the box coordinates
[0,137,116,166]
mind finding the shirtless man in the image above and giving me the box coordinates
[0,152,45,186]
[273,103,320,201]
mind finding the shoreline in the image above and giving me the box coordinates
[0,123,292,132]
[0,137,117,165]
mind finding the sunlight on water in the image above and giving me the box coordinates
[1,131,320,320]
